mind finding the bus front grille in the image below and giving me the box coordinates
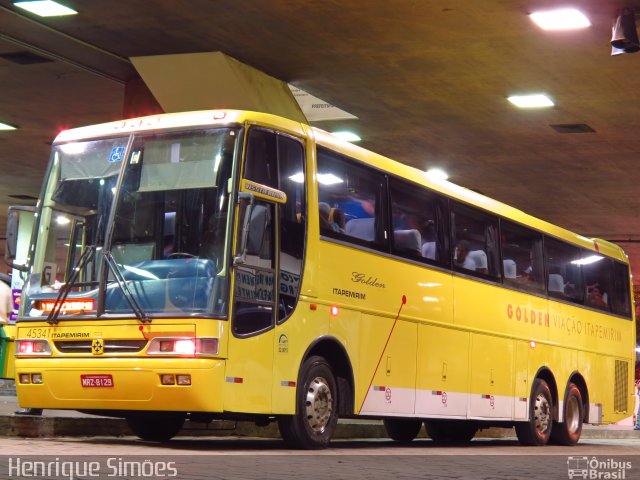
[54,340,148,353]
[614,359,628,413]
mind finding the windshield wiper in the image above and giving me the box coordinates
[46,246,95,325]
[103,250,150,323]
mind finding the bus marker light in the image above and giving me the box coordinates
[529,341,536,348]
[280,381,296,387]
[176,375,191,385]
[31,374,43,384]
[160,374,175,385]
[19,374,31,384]
[213,111,227,120]
[310,304,317,311]
[16,339,51,356]
[196,338,218,355]
[330,306,339,317]
[226,377,243,384]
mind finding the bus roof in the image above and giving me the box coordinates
[52,109,629,264]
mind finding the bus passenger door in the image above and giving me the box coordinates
[2,206,35,380]
[226,198,277,414]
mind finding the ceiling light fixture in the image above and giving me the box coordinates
[425,168,449,182]
[0,122,17,131]
[14,1,77,17]
[507,94,554,108]
[331,131,361,142]
[530,8,590,30]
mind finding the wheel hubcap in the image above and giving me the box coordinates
[533,393,551,434]
[565,395,581,434]
[305,376,333,433]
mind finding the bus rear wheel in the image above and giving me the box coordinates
[383,418,422,442]
[126,414,185,442]
[278,355,338,449]
[515,378,553,446]
[550,383,584,446]
[424,420,477,444]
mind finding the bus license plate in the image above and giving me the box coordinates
[80,374,114,388]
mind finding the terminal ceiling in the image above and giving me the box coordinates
[2,0,640,276]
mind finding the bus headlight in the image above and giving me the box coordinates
[16,339,52,356]
[147,337,218,356]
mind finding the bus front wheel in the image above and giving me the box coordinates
[550,382,584,446]
[515,378,553,446]
[278,355,338,449]
[383,418,422,442]
[126,414,185,442]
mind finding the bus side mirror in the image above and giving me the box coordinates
[234,194,271,266]
[4,206,35,272]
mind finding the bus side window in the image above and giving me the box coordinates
[611,261,632,317]
[451,203,499,278]
[389,177,449,266]
[581,252,611,311]
[316,146,388,251]
[500,220,544,292]
[544,238,584,303]
[276,135,305,323]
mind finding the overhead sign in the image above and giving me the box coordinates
[288,85,358,122]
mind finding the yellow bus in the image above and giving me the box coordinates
[4,110,636,449]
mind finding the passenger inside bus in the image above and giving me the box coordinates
[586,283,608,308]
[329,207,346,233]
[454,240,475,270]
[319,202,341,233]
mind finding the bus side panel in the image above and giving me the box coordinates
[358,316,416,415]
[514,340,530,420]
[270,299,332,414]
[415,325,469,418]
[468,334,514,419]
[224,329,275,414]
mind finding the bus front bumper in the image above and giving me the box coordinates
[15,357,226,413]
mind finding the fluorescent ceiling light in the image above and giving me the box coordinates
[571,255,604,266]
[317,173,343,185]
[14,1,77,17]
[288,172,305,183]
[332,131,361,142]
[507,94,554,108]
[0,122,17,131]
[530,8,590,30]
[59,142,86,155]
[425,168,449,182]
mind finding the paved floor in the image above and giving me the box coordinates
[0,393,638,440]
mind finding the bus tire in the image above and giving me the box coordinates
[515,378,553,446]
[277,355,338,449]
[424,420,477,444]
[126,414,185,442]
[550,383,584,446]
[383,418,422,442]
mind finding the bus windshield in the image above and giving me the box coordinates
[23,127,238,319]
